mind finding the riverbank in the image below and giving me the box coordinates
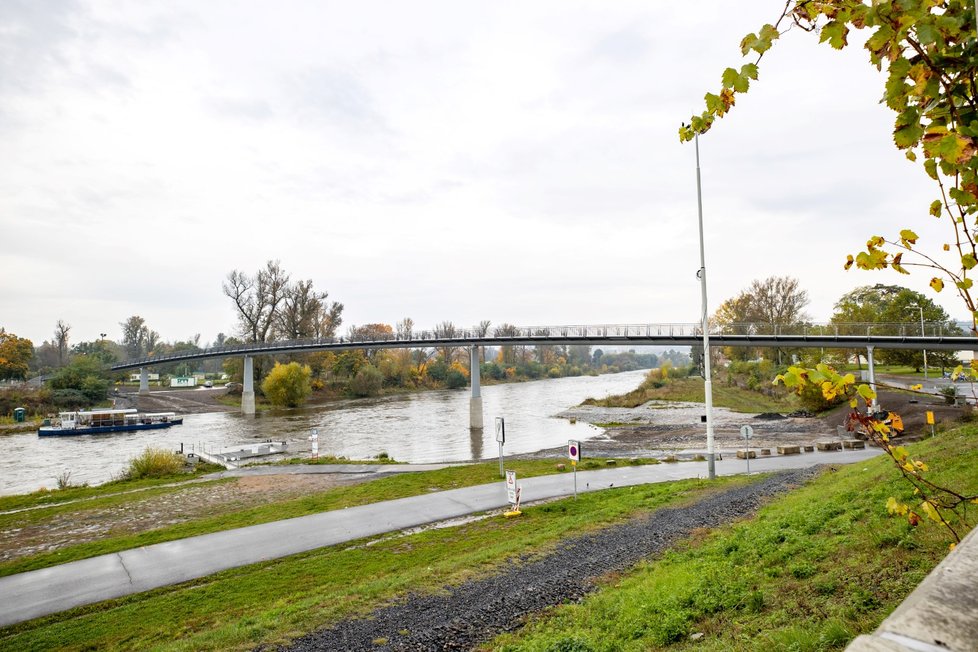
[0,427,973,649]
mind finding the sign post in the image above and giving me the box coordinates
[310,428,319,460]
[568,440,581,499]
[926,410,935,438]
[740,425,753,474]
[495,417,506,478]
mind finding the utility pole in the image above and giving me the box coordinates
[695,133,716,480]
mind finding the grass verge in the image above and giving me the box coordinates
[485,426,978,651]
[0,476,749,651]
[0,458,655,578]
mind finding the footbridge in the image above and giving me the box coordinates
[110,322,977,424]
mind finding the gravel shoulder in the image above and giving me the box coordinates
[283,467,821,652]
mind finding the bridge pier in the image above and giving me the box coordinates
[866,346,878,411]
[139,367,149,394]
[470,345,483,430]
[242,355,256,415]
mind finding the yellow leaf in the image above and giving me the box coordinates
[914,460,929,472]
[930,277,944,292]
[950,543,956,551]
[921,500,941,523]
[844,254,854,270]
[910,383,923,390]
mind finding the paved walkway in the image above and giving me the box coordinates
[0,448,881,627]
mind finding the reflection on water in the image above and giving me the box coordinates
[0,370,648,495]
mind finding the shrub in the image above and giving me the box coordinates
[123,447,185,480]
[261,362,313,407]
[350,365,383,397]
[445,369,468,389]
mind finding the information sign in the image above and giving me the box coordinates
[740,425,754,440]
[505,470,517,505]
[495,417,506,443]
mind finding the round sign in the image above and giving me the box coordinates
[739,425,754,440]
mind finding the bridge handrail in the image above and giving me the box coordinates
[110,321,975,370]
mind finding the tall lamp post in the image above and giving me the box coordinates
[695,134,716,480]
[908,305,928,379]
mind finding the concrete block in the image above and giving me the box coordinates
[777,446,801,455]
[803,445,815,452]
[816,441,842,451]
[760,448,771,456]
[843,439,866,450]
[736,450,756,459]
[606,459,617,466]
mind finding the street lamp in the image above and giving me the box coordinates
[907,305,928,379]
[694,133,716,480]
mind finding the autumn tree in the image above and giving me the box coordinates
[713,276,810,363]
[261,362,312,407]
[434,321,460,364]
[0,329,33,380]
[275,279,343,340]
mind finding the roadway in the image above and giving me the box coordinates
[0,447,881,627]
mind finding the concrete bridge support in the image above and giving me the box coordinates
[242,355,256,415]
[139,367,149,395]
[470,345,483,430]
[866,345,878,411]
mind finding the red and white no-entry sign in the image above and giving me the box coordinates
[568,440,581,462]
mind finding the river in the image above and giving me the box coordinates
[0,370,648,495]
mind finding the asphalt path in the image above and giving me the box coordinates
[0,447,881,628]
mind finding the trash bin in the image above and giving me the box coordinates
[13,407,26,423]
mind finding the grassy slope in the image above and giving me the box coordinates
[0,458,657,578]
[585,376,795,413]
[0,477,747,651]
[487,426,978,651]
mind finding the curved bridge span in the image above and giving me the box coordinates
[110,322,977,372]
[110,322,977,420]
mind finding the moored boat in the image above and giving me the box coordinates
[38,408,184,436]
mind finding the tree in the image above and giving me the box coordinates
[275,279,343,341]
[831,284,960,369]
[120,315,159,360]
[713,276,810,363]
[53,320,70,367]
[680,1,978,333]
[0,329,33,380]
[71,340,118,365]
[434,321,460,364]
[261,362,313,407]
[49,355,109,403]
[223,260,291,344]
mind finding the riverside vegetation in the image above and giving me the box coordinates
[0,422,975,650]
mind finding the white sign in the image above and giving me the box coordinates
[505,470,517,504]
[310,429,319,459]
[568,440,581,462]
[495,417,505,443]
[740,425,754,440]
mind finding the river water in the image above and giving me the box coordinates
[0,370,648,495]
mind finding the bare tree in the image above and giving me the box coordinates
[53,320,71,367]
[475,320,491,362]
[434,321,461,364]
[222,260,290,343]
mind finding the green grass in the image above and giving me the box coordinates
[486,426,978,651]
[585,377,795,413]
[0,458,651,578]
[0,476,748,651]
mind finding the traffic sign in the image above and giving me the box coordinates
[568,440,581,462]
[740,425,754,440]
[495,417,506,443]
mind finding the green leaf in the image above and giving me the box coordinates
[924,159,939,180]
[930,199,943,216]
[900,229,919,245]
[820,21,849,49]
[741,63,759,80]
[957,278,973,290]
[962,253,977,270]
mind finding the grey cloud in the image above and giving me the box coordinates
[0,0,81,94]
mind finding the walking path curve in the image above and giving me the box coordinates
[0,448,881,628]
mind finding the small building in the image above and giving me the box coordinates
[170,376,197,388]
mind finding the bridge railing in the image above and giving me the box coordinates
[114,321,971,369]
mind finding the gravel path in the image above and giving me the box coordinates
[283,466,821,652]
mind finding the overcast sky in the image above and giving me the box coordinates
[0,1,959,346]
